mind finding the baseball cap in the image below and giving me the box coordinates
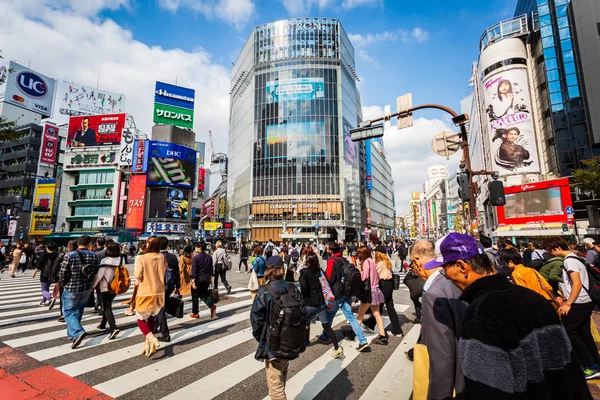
[424,233,484,270]
[266,256,283,268]
[583,238,596,246]
[375,245,387,254]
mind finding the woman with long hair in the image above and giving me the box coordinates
[134,237,166,357]
[179,245,193,296]
[93,242,121,339]
[356,246,388,345]
[363,247,403,337]
[122,242,147,316]
[299,252,343,358]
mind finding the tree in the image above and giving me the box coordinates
[0,49,19,142]
[573,156,600,198]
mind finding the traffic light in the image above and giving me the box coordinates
[457,171,470,202]
[488,180,506,206]
[562,223,568,232]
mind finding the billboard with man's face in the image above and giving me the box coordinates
[66,114,126,147]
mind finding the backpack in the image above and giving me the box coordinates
[332,257,363,298]
[290,248,300,263]
[564,255,600,307]
[75,251,96,282]
[162,254,176,293]
[223,252,232,271]
[109,265,130,295]
[265,282,307,360]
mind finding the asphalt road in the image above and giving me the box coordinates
[0,253,420,400]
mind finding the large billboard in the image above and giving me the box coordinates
[483,68,540,176]
[343,118,358,166]
[57,81,125,115]
[125,174,146,230]
[4,61,56,118]
[266,78,325,103]
[66,114,126,147]
[40,124,59,165]
[153,81,195,129]
[166,189,189,219]
[30,179,56,236]
[265,122,326,159]
[146,141,196,189]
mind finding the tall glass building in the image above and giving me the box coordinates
[228,18,365,242]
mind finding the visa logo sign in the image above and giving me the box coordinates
[34,103,49,112]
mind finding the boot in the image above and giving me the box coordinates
[145,332,160,357]
[210,304,217,319]
[140,337,149,355]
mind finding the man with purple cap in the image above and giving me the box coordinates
[419,234,467,400]
[439,233,591,399]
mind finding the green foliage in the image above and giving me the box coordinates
[0,115,19,142]
[573,156,600,198]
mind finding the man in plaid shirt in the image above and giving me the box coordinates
[59,235,99,349]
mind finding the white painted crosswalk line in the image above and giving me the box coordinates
[94,327,254,397]
[59,301,254,377]
[360,324,421,400]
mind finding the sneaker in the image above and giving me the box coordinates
[372,335,389,345]
[71,332,86,349]
[189,313,200,319]
[48,298,57,310]
[315,335,331,345]
[38,301,45,307]
[96,325,107,332]
[356,343,371,352]
[108,329,120,340]
[387,330,403,338]
[583,368,600,380]
[331,345,344,359]
[57,316,65,323]
[360,323,374,333]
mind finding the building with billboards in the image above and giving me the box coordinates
[228,18,369,242]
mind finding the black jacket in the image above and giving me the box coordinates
[240,245,249,259]
[192,252,213,284]
[161,251,181,289]
[36,252,58,282]
[458,274,591,400]
[299,267,324,307]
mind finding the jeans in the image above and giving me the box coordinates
[62,288,92,339]
[562,301,600,368]
[214,264,230,290]
[40,281,52,302]
[321,296,367,345]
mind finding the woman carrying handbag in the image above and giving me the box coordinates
[355,246,388,345]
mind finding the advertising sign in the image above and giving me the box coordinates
[203,222,222,231]
[132,140,148,173]
[342,118,358,166]
[65,149,117,169]
[57,81,125,115]
[198,168,206,192]
[119,128,134,167]
[97,216,114,229]
[219,197,226,218]
[265,122,326,159]
[66,113,126,147]
[195,142,206,166]
[30,179,56,235]
[146,141,196,189]
[145,222,187,234]
[125,174,146,230]
[153,81,195,129]
[497,178,573,226]
[483,68,540,176]
[8,220,17,237]
[411,192,422,201]
[166,189,189,219]
[40,124,59,165]
[4,61,56,117]
[266,78,325,103]
[153,102,194,129]
[365,139,373,191]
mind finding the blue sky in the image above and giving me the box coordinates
[1,0,519,214]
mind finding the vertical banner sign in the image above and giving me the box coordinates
[40,124,59,165]
[483,68,540,176]
[119,128,134,167]
[198,168,206,192]
[210,198,216,216]
[125,175,147,230]
[365,139,373,191]
[132,139,148,173]
[153,81,195,129]
[30,179,56,235]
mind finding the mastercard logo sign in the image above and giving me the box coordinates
[12,94,25,103]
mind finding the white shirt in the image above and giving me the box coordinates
[423,269,442,293]
[562,255,592,304]
[531,249,546,261]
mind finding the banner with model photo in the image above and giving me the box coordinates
[482,67,540,176]
[266,78,325,104]
[166,188,189,219]
[57,81,125,115]
[146,141,196,189]
[342,118,358,166]
[66,113,126,147]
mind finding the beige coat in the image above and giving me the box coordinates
[179,256,193,296]
[134,252,166,318]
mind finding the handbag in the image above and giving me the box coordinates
[392,272,402,290]
[166,294,184,318]
[209,284,220,304]
[52,283,61,299]
[319,271,336,310]
[413,343,430,400]
[248,270,259,291]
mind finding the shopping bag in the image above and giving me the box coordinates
[248,270,259,291]
[52,283,61,299]
[319,271,336,310]
[166,294,184,318]
[209,285,220,304]
[413,344,430,400]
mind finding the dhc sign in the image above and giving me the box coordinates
[17,71,49,98]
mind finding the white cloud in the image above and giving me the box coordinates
[0,2,231,157]
[411,27,429,42]
[348,27,430,62]
[361,108,461,216]
[281,0,377,14]
[157,0,255,28]
[341,0,381,9]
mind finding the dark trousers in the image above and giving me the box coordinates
[19,263,27,272]
[120,254,128,265]
[214,265,230,290]
[399,257,407,272]
[156,289,173,337]
[59,285,64,316]
[239,258,248,272]
[562,301,600,368]
[412,297,422,320]
[95,286,103,311]
[191,282,213,314]
[99,292,117,330]
[364,279,402,335]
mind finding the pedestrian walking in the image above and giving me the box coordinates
[58,235,99,349]
[93,238,108,313]
[23,242,33,272]
[179,246,193,296]
[93,242,121,340]
[238,241,249,273]
[120,242,129,265]
[250,246,267,300]
[32,242,59,307]
[122,243,146,316]
[9,241,24,277]
[157,236,180,343]
[355,246,388,345]
[190,242,217,319]
[134,236,166,357]
[396,240,408,272]
[53,240,76,322]
[213,241,232,295]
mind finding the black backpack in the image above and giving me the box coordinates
[332,257,363,298]
[528,250,550,270]
[265,282,307,360]
[290,248,300,263]
[76,251,97,282]
[563,255,600,307]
